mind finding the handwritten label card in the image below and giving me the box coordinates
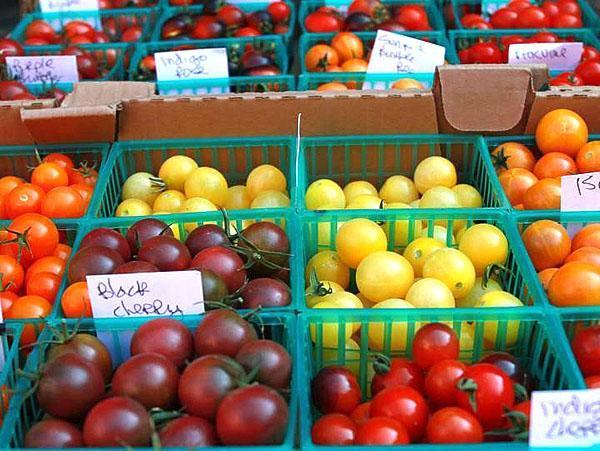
[508,42,584,71]
[155,48,229,82]
[366,30,446,75]
[530,389,600,447]
[561,171,600,212]
[39,0,99,13]
[5,55,79,85]
[86,271,205,319]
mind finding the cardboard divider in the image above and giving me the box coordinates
[0,99,54,146]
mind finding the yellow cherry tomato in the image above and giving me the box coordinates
[475,291,524,348]
[419,187,463,229]
[306,281,344,308]
[184,167,228,207]
[336,218,388,269]
[346,194,383,210]
[322,338,361,377]
[306,250,350,289]
[158,155,198,191]
[379,175,419,204]
[305,179,345,210]
[224,185,251,210]
[420,225,456,246]
[368,298,417,352]
[343,181,377,204]
[406,277,455,308]
[246,164,287,200]
[324,291,363,309]
[356,292,376,308]
[356,251,414,303]
[153,189,186,213]
[383,202,422,247]
[179,197,218,232]
[121,171,162,206]
[422,248,476,299]
[452,184,483,208]
[413,156,457,194]
[310,301,355,347]
[459,224,509,276]
[403,237,446,277]
[116,198,152,217]
[410,199,420,208]
[457,277,502,308]
[250,190,290,209]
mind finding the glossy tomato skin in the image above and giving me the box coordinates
[47,333,113,383]
[130,317,193,368]
[469,42,503,63]
[572,325,600,376]
[9,213,59,261]
[479,352,525,384]
[311,413,357,445]
[351,402,371,425]
[80,228,132,262]
[576,60,600,85]
[194,309,257,357]
[159,416,219,447]
[355,417,410,445]
[216,384,289,445]
[235,339,291,389]
[83,397,151,446]
[185,224,229,256]
[425,359,467,408]
[426,407,484,443]
[305,11,343,32]
[522,219,571,271]
[114,260,159,274]
[312,366,361,415]
[0,38,24,63]
[24,419,84,448]
[412,323,459,370]
[240,277,291,308]
[126,218,173,254]
[239,222,290,277]
[67,246,125,283]
[191,246,247,293]
[371,357,425,395]
[138,235,191,271]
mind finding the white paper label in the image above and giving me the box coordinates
[86,271,205,319]
[39,0,99,13]
[561,171,600,212]
[155,48,229,82]
[366,30,446,74]
[5,55,79,84]
[530,390,600,447]
[508,42,584,71]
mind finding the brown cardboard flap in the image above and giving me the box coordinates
[435,65,548,134]
[526,87,600,134]
[118,90,438,140]
[0,99,54,146]
[62,81,155,107]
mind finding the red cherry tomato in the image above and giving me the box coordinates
[425,359,467,408]
[411,323,459,371]
[311,414,357,445]
[469,42,503,63]
[311,366,361,415]
[552,13,582,27]
[515,6,550,28]
[371,356,425,396]
[355,417,410,445]
[350,402,371,425]
[490,8,518,28]
[582,45,600,62]
[426,407,484,444]
[576,59,600,85]
[572,325,600,376]
[370,386,429,442]
[550,71,585,86]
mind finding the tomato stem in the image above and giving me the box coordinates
[372,354,392,374]
[457,377,478,412]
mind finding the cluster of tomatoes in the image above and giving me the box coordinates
[460,0,585,29]
[98,0,157,7]
[522,220,600,307]
[160,2,291,40]
[0,153,97,219]
[60,217,291,318]
[24,311,291,447]
[311,323,532,445]
[492,109,599,209]
[116,158,290,217]
[571,324,600,387]
[304,0,434,33]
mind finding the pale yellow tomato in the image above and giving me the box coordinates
[179,197,218,232]
[356,251,414,303]
[314,212,344,248]
[422,248,476,299]
[346,195,383,210]
[383,202,422,247]
[246,164,287,200]
[343,181,378,204]
[306,250,350,289]
[322,338,361,377]
[153,190,186,213]
[184,167,228,207]
[457,321,476,353]
[419,187,463,229]
[379,175,419,204]
[406,277,455,308]
[410,199,420,208]
[121,172,162,206]
[413,156,457,194]
[306,281,344,308]
[452,184,483,208]
[454,224,468,244]
[325,291,363,309]
[310,301,354,347]
[116,198,152,217]
[420,225,456,245]
[368,298,417,352]
[336,219,388,269]
[403,237,446,277]
[306,179,345,210]
[459,224,509,276]
[158,155,198,191]
[457,277,502,308]
[356,292,376,308]
[250,190,290,209]
[224,185,251,210]
[475,291,524,348]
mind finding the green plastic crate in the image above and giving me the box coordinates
[298,72,434,90]
[0,323,25,446]
[298,0,446,33]
[4,312,298,449]
[298,308,581,450]
[297,208,543,311]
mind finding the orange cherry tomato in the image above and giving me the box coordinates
[68,166,98,187]
[69,183,94,203]
[535,109,588,157]
[538,268,558,292]
[41,186,86,218]
[391,78,425,90]
[0,255,24,294]
[573,224,600,251]
[498,168,538,206]
[61,281,92,318]
[5,295,52,346]
[514,203,524,210]
[533,152,577,179]
[341,58,368,72]
[0,291,17,316]
[9,213,59,262]
[565,246,600,268]
[491,142,536,172]
[26,271,61,302]
[547,262,600,307]
[317,82,348,91]
[0,176,24,198]
[4,183,46,218]
[305,44,340,72]
[25,256,65,284]
[576,141,600,173]
[43,153,75,171]
[325,65,343,73]
[52,243,72,261]
[331,32,364,63]
[522,178,561,210]
[31,162,69,192]
[522,220,571,271]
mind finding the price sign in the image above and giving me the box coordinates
[508,42,584,71]
[561,171,600,212]
[86,271,205,319]
[5,55,79,85]
[39,0,99,12]
[155,48,229,82]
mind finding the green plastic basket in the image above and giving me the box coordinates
[299,134,509,210]
[4,312,298,450]
[0,323,25,446]
[152,2,296,43]
[297,72,434,90]
[298,308,581,450]
[298,0,446,33]
[297,208,543,311]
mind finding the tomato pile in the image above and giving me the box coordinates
[492,109,598,209]
[116,159,289,216]
[459,0,585,29]
[23,312,291,447]
[160,2,292,40]
[60,217,291,317]
[304,0,434,32]
[98,0,157,8]
[311,323,533,445]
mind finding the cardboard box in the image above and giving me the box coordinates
[0,98,54,146]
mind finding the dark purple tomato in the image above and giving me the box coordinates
[37,353,105,421]
[344,12,374,30]
[24,419,83,448]
[138,235,191,271]
[80,228,132,262]
[191,15,225,39]
[479,352,524,384]
[68,246,125,283]
[185,224,229,256]
[159,416,219,447]
[239,222,289,277]
[161,15,192,39]
[240,277,291,308]
[379,20,407,31]
[194,309,257,357]
[246,10,274,33]
[111,352,180,410]
[47,333,113,383]
[273,267,290,284]
[191,246,247,293]
[194,268,228,302]
[130,318,194,368]
[216,384,288,445]
[126,218,174,254]
[178,354,245,420]
[241,51,273,71]
[235,339,291,389]
[312,366,362,415]
[83,397,151,446]
[114,260,160,274]
[244,65,281,76]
